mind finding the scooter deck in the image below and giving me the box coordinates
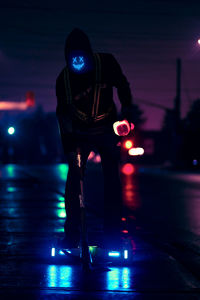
[51,239,134,266]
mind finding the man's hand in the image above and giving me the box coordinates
[113,120,134,136]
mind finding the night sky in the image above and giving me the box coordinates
[1,0,200,129]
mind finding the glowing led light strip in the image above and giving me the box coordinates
[108,251,120,257]
[124,250,128,259]
[51,248,55,257]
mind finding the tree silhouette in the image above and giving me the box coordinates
[181,99,200,167]
[162,109,176,133]
[185,98,200,132]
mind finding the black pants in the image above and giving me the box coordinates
[64,131,122,241]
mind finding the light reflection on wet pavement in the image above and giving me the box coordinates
[1,164,200,299]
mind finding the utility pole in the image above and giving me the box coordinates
[174,58,181,128]
[171,58,182,166]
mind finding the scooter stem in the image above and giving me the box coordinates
[77,148,92,270]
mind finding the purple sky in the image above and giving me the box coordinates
[1,0,200,129]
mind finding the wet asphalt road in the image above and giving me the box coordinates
[1,163,200,299]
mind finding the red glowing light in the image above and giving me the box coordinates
[25,91,35,107]
[124,140,133,150]
[88,152,101,163]
[121,163,135,175]
[88,151,95,160]
[93,154,101,163]
[121,217,126,221]
[26,98,35,107]
[122,230,128,234]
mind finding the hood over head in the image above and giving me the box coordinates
[65,28,94,69]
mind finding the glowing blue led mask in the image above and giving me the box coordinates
[72,56,85,72]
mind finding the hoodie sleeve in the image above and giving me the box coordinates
[109,54,134,122]
[56,71,72,133]
[56,71,75,153]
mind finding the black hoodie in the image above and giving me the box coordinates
[56,28,133,152]
[64,28,93,64]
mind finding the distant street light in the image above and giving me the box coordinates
[8,127,15,135]
[198,39,200,45]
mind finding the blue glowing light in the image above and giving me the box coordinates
[7,165,15,177]
[124,250,128,259]
[47,265,72,288]
[8,127,15,135]
[66,250,71,254]
[107,268,120,290]
[107,267,131,290]
[108,251,120,257]
[122,268,131,289]
[72,56,85,71]
[58,249,71,256]
[54,228,64,233]
[51,248,55,257]
[7,186,17,192]
[193,159,198,166]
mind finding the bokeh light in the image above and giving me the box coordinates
[8,127,15,135]
[121,163,135,175]
[128,147,144,156]
[124,140,133,150]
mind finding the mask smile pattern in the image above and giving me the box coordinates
[72,56,85,71]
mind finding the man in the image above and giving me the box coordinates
[56,28,133,249]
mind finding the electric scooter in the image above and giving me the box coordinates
[51,120,134,269]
